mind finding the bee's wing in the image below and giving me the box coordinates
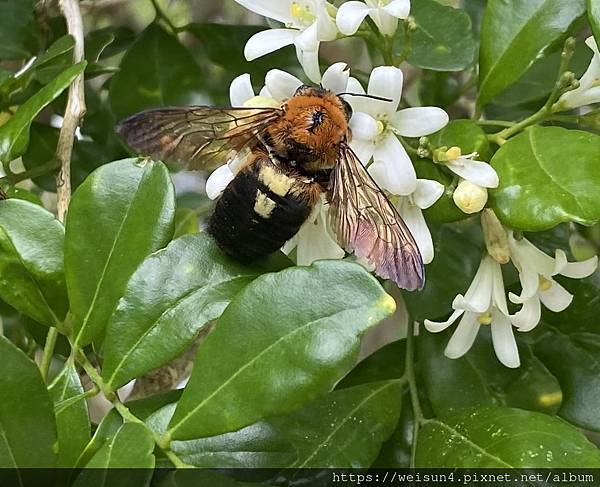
[328,144,425,291]
[116,106,282,170]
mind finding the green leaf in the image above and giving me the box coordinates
[403,222,484,322]
[394,0,476,71]
[109,23,205,120]
[102,234,260,390]
[65,159,175,346]
[0,199,68,327]
[146,404,296,469]
[0,62,86,163]
[337,340,405,389]
[0,0,41,60]
[478,0,585,107]
[49,360,91,468]
[419,328,562,416]
[588,0,600,47]
[270,380,402,468]
[0,335,57,467]
[167,261,396,441]
[173,208,199,238]
[416,406,600,467]
[73,423,154,486]
[490,126,600,231]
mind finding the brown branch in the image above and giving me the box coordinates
[55,0,86,223]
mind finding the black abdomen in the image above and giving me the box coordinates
[207,157,321,262]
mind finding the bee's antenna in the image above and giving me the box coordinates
[338,92,393,102]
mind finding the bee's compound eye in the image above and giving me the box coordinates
[341,99,353,121]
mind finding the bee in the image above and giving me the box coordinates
[116,85,424,290]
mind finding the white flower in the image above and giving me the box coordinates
[282,196,345,265]
[508,232,598,331]
[337,0,410,37]
[452,180,488,214]
[347,66,449,196]
[395,179,444,264]
[234,0,339,83]
[557,36,600,110]
[439,147,498,189]
[425,255,521,368]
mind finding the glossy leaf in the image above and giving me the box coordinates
[167,261,396,440]
[0,62,86,163]
[491,126,600,231]
[271,380,402,468]
[65,159,175,346]
[419,328,562,416]
[102,234,260,390]
[394,0,475,71]
[416,406,600,467]
[73,423,154,486]
[109,23,205,120]
[0,336,57,468]
[403,222,484,322]
[0,0,41,60]
[478,0,585,107]
[0,199,68,327]
[49,360,91,467]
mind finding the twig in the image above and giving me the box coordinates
[40,327,59,382]
[405,321,425,468]
[56,0,86,223]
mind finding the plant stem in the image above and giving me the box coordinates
[394,18,415,65]
[56,0,86,223]
[486,37,577,145]
[405,321,425,468]
[40,327,58,382]
[476,120,515,128]
[0,159,61,185]
[151,0,178,34]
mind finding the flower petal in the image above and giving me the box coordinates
[539,279,573,312]
[452,255,494,313]
[349,139,376,165]
[349,111,379,140]
[368,8,398,36]
[244,28,298,61]
[490,258,509,315]
[412,178,444,209]
[265,69,303,101]
[510,296,541,332]
[490,310,520,368]
[397,199,434,264]
[296,45,322,83]
[509,234,556,278]
[296,206,345,265]
[336,1,371,35]
[205,164,235,200]
[316,1,339,41]
[321,62,350,94]
[233,0,293,24]
[367,66,404,114]
[383,0,411,18]
[391,107,449,137]
[370,133,417,195]
[295,20,319,51]
[444,311,480,359]
[229,73,255,107]
[424,308,464,332]
[557,251,598,279]
[446,158,499,188]
[346,76,365,94]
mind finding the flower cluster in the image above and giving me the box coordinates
[234,0,411,82]
[425,229,598,368]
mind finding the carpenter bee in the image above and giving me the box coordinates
[116,85,424,290]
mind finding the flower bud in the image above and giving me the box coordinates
[453,180,488,214]
[481,208,510,264]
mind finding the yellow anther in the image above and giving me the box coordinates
[376,120,386,135]
[538,391,563,407]
[446,146,462,160]
[290,2,315,23]
[290,2,303,18]
[539,276,553,291]
[477,312,493,325]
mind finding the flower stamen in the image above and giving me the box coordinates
[290,1,316,25]
[446,146,462,160]
[477,312,493,325]
[539,276,553,292]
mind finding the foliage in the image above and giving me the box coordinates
[0,0,599,477]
